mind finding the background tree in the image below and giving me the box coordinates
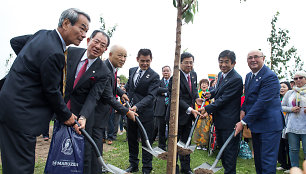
[266,11,304,81]
[119,74,128,84]
[167,0,198,173]
[99,15,117,38]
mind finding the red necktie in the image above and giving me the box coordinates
[67,59,88,109]
[114,69,117,90]
[187,74,192,92]
[74,59,88,88]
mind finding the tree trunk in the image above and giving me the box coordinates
[166,1,182,174]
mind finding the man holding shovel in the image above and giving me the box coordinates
[202,50,243,174]
[124,49,160,174]
[234,50,284,174]
[168,52,204,174]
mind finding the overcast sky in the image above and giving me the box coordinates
[1,0,305,81]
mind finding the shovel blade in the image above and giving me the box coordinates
[106,164,129,174]
[177,140,186,148]
[142,146,159,157]
[152,147,166,154]
[194,162,222,173]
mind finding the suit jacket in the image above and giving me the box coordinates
[125,67,160,122]
[64,47,111,124]
[0,30,71,136]
[93,59,129,129]
[154,78,170,117]
[168,70,199,126]
[242,65,284,133]
[205,69,243,130]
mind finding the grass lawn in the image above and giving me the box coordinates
[1,131,305,173]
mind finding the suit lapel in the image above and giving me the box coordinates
[214,69,235,94]
[105,59,115,88]
[74,58,99,89]
[67,48,85,89]
[180,70,192,96]
[135,68,151,90]
[131,67,138,89]
[246,65,266,93]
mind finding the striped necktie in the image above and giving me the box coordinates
[134,69,143,87]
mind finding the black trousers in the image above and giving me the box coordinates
[0,122,36,174]
[127,118,154,173]
[83,116,95,174]
[91,126,105,174]
[215,129,240,174]
[278,138,291,169]
[177,122,192,173]
[152,116,167,150]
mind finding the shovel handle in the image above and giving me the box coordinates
[126,101,150,142]
[210,130,235,169]
[74,121,101,158]
[185,99,206,147]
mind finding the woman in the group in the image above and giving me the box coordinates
[277,81,292,172]
[194,79,211,150]
[282,71,306,168]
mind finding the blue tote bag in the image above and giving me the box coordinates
[44,120,84,174]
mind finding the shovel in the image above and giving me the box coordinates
[75,121,128,174]
[126,101,168,160]
[194,130,235,174]
[177,100,206,155]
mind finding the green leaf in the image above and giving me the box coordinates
[183,10,193,24]
[173,0,177,7]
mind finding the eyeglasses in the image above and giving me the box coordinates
[182,61,193,65]
[293,76,305,80]
[92,39,107,49]
[247,55,263,60]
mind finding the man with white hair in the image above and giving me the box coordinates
[235,50,284,174]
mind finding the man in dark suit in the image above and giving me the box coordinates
[104,45,129,145]
[0,8,90,174]
[153,65,172,150]
[91,44,132,173]
[235,50,284,174]
[124,49,160,174]
[203,50,243,174]
[65,32,136,174]
[168,52,203,174]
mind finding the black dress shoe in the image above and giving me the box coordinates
[125,166,139,173]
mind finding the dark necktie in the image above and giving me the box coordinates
[187,74,192,92]
[251,74,255,79]
[246,74,256,91]
[67,59,88,109]
[134,69,142,87]
[219,74,224,83]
